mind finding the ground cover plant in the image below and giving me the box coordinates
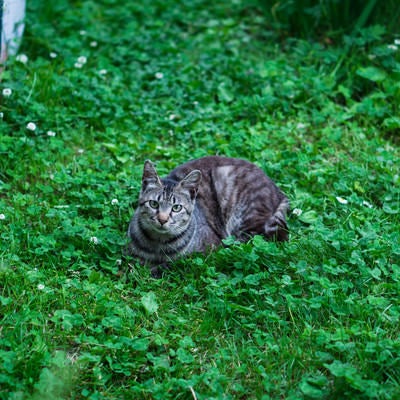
[1,0,399,398]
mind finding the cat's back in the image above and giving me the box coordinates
[167,156,264,183]
[167,156,282,200]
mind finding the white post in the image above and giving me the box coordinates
[1,0,26,63]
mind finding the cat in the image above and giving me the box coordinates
[127,156,289,275]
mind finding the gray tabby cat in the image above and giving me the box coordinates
[128,156,289,275]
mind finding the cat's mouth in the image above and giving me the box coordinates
[152,223,171,234]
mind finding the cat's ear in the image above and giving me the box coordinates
[178,170,202,199]
[142,160,162,190]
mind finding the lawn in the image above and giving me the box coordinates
[1,0,399,399]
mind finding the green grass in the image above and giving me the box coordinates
[258,0,400,38]
[1,0,399,399]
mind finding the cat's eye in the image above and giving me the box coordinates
[171,204,182,212]
[148,200,159,209]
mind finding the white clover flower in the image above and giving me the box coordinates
[296,122,306,129]
[77,56,87,64]
[0,214,5,220]
[362,200,373,208]
[292,208,303,216]
[37,283,45,290]
[169,114,177,120]
[80,30,86,36]
[2,88,12,97]
[49,52,58,59]
[77,148,85,154]
[90,41,98,47]
[16,54,28,64]
[387,44,398,51]
[99,69,107,75]
[74,62,83,68]
[155,72,164,79]
[26,122,37,131]
[111,198,119,206]
[395,39,400,46]
[0,112,4,119]
[116,259,122,266]
[336,196,348,205]
[90,236,99,245]
[47,130,56,137]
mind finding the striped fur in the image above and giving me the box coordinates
[128,156,289,271]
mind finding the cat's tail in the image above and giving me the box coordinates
[264,197,289,241]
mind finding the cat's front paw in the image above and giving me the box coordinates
[150,263,170,279]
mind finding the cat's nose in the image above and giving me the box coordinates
[158,213,169,225]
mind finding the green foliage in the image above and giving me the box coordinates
[1,0,399,398]
[257,0,400,38]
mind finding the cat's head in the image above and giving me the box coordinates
[137,160,202,236]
